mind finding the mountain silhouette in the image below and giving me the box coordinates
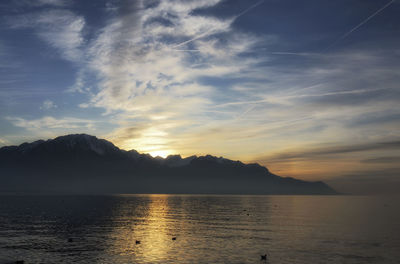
[0,134,337,194]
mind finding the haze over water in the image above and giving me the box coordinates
[1,195,399,264]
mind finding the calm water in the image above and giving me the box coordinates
[0,195,399,264]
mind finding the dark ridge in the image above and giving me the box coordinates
[0,134,337,195]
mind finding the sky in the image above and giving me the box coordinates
[0,0,399,194]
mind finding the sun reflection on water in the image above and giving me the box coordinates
[135,195,172,261]
[107,195,179,262]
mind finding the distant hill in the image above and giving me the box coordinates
[0,134,337,194]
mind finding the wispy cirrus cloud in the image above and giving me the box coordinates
[5,0,70,8]
[7,116,96,131]
[360,156,400,164]
[6,9,85,62]
[71,1,400,165]
[36,0,71,6]
[0,138,7,146]
[75,0,269,153]
[28,0,71,7]
[40,100,57,110]
[259,140,400,163]
[2,0,400,194]
[4,115,103,146]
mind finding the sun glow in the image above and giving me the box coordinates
[148,150,172,158]
[114,126,175,158]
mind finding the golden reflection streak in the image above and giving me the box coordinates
[108,195,176,262]
[137,195,171,261]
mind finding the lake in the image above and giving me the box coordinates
[0,195,399,263]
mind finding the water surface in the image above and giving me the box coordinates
[0,195,399,263]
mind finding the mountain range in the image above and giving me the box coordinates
[0,134,337,194]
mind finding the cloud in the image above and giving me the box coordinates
[0,138,7,146]
[107,123,176,154]
[249,138,400,190]
[3,0,399,193]
[4,116,106,147]
[7,9,85,62]
[6,0,70,8]
[260,140,400,163]
[7,116,96,131]
[70,0,271,151]
[40,100,57,110]
[7,1,396,165]
[360,156,400,164]
[346,111,400,127]
[32,0,71,6]
[325,0,396,51]
[85,19,400,163]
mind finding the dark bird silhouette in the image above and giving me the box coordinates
[15,261,24,264]
[261,254,267,260]
[135,240,141,244]
[68,238,73,243]
[172,237,176,240]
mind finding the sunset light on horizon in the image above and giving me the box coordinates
[1,0,399,194]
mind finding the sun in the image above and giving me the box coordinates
[148,150,171,158]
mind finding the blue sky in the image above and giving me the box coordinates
[1,0,400,194]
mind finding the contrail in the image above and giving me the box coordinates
[173,0,265,48]
[234,105,257,120]
[235,0,265,19]
[268,51,317,56]
[325,0,396,51]
[173,30,215,48]
[172,49,202,52]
